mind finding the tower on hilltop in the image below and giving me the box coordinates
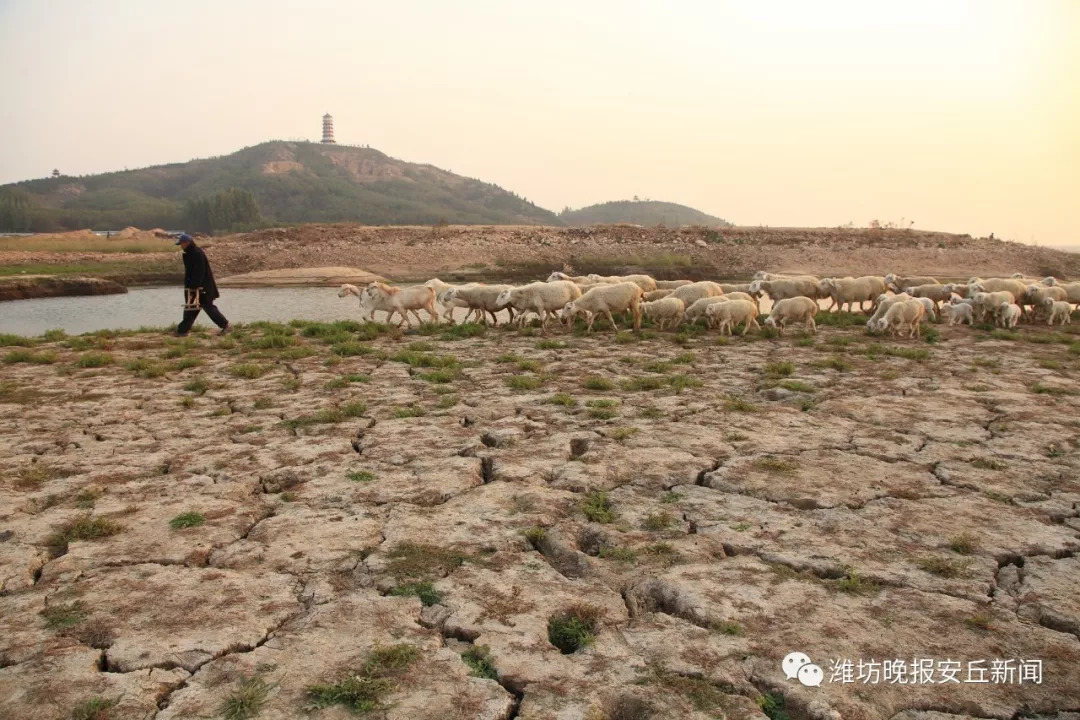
[321,113,335,144]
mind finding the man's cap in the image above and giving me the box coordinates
[174,233,194,245]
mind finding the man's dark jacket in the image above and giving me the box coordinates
[182,242,219,301]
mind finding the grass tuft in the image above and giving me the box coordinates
[389,581,443,606]
[169,511,205,530]
[581,491,616,523]
[547,604,602,654]
[221,676,273,720]
[461,645,499,680]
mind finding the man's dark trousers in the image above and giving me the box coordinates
[177,294,229,334]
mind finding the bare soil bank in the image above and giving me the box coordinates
[2,225,1077,285]
[0,276,127,302]
[1,317,1078,718]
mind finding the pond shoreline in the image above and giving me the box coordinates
[0,275,128,302]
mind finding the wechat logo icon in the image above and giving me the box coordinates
[783,651,824,687]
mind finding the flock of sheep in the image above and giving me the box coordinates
[336,270,1079,338]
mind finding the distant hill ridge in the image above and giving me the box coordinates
[0,141,730,232]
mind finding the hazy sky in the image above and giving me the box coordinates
[1,0,1077,245]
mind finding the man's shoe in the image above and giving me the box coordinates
[172,330,188,337]
[219,324,232,336]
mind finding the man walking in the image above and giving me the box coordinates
[173,233,231,336]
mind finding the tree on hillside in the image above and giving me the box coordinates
[182,187,261,233]
[0,188,34,232]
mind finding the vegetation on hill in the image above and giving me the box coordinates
[558,200,731,227]
[0,141,559,232]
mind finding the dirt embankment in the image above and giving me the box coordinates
[2,224,1078,285]
[0,276,127,302]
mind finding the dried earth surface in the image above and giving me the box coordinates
[1,313,1079,720]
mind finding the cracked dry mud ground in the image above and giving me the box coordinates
[1,317,1079,720]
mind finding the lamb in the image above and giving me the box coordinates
[682,296,730,326]
[749,276,824,302]
[865,292,911,331]
[496,281,582,332]
[1024,284,1068,319]
[643,289,672,302]
[559,282,643,332]
[718,282,762,299]
[1010,273,1057,286]
[641,297,686,330]
[1060,282,1080,307]
[705,299,760,336]
[941,283,970,299]
[350,282,439,327]
[586,273,658,292]
[668,281,725,307]
[433,286,482,324]
[998,302,1022,329]
[971,291,1016,324]
[884,274,940,293]
[438,284,516,326]
[940,302,973,326]
[875,298,925,338]
[906,283,953,311]
[1045,298,1073,326]
[655,279,693,290]
[763,296,819,335]
[820,276,887,312]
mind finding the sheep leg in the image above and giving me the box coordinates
[604,310,618,332]
[426,303,441,324]
[807,317,816,335]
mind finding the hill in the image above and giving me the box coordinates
[0,141,558,231]
[558,200,731,227]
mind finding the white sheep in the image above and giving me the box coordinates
[820,276,887,313]
[668,281,725,307]
[749,276,823,301]
[496,281,582,332]
[442,284,517,326]
[906,283,953,311]
[718,282,763,299]
[875,298,925,338]
[913,297,937,322]
[641,297,686,330]
[764,296,819,334]
[941,283,970,299]
[434,286,482,324]
[348,282,439,327]
[643,289,672,302]
[654,279,693,290]
[1059,281,1080,308]
[586,273,658,292]
[941,302,973,326]
[546,272,595,285]
[865,292,911,332]
[884,274,940,293]
[705,299,760,336]
[967,277,1026,302]
[999,302,1022,329]
[1045,298,1073,326]
[683,296,730,326]
[560,282,644,332]
[1024,284,1068,320]
[971,290,1016,324]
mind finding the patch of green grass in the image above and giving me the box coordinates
[169,511,205,530]
[516,358,543,372]
[281,406,349,430]
[506,374,543,390]
[795,336,815,347]
[536,339,567,350]
[984,489,1012,504]
[884,346,931,361]
[4,348,57,364]
[598,546,638,562]
[436,394,458,409]
[461,645,498,680]
[228,363,266,379]
[42,601,87,629]
[184,376,209,395]
[642,360,673,373]
[523,526,546,548]
[385,541,466,579]
[757,692,793,720]
[778,379,816,393]
[392,350,461,369]
[638,405,662,419]
[713,620,743,636]
[220,676,272,720]
[660,491,680,503]
[763,361,795,377]
[759,326,780,340]
[74,352,113,368]
[0,332,35,347]
[644,511,673,531]
[1031,383,1076,396]
[970,457,1006,471]
[549,392,577,407]
[834,570,878,595]
[754,457,797,474]
[347,470,376,483]
[621,376,666,392]
[46,514,123,558]
[922,326,940,344]
[581,491,616,523]
[389,581,443,606]
[440,322,487,340]
[964,611,994,631]
[948,533,979,554]
[393,405,425,418]
[816,310,864,328]
[174,356,201,370]
[817,355,852,372]
[915,554,973,578]
[332,341,377,357]
[305,644,418,714]
[420,368,459,383]
[609,426,639,442]
[667,374,702,394]
[613,330,637,344]
[989,329,1021,341]
[724,396,758,412]
[123,358,168,378]
[496,352,523,364]
[70,697,118,720]
[587,404,618,420]
[583,375,614,391]
[547,604,602,654]
[1038,359,1064,370]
